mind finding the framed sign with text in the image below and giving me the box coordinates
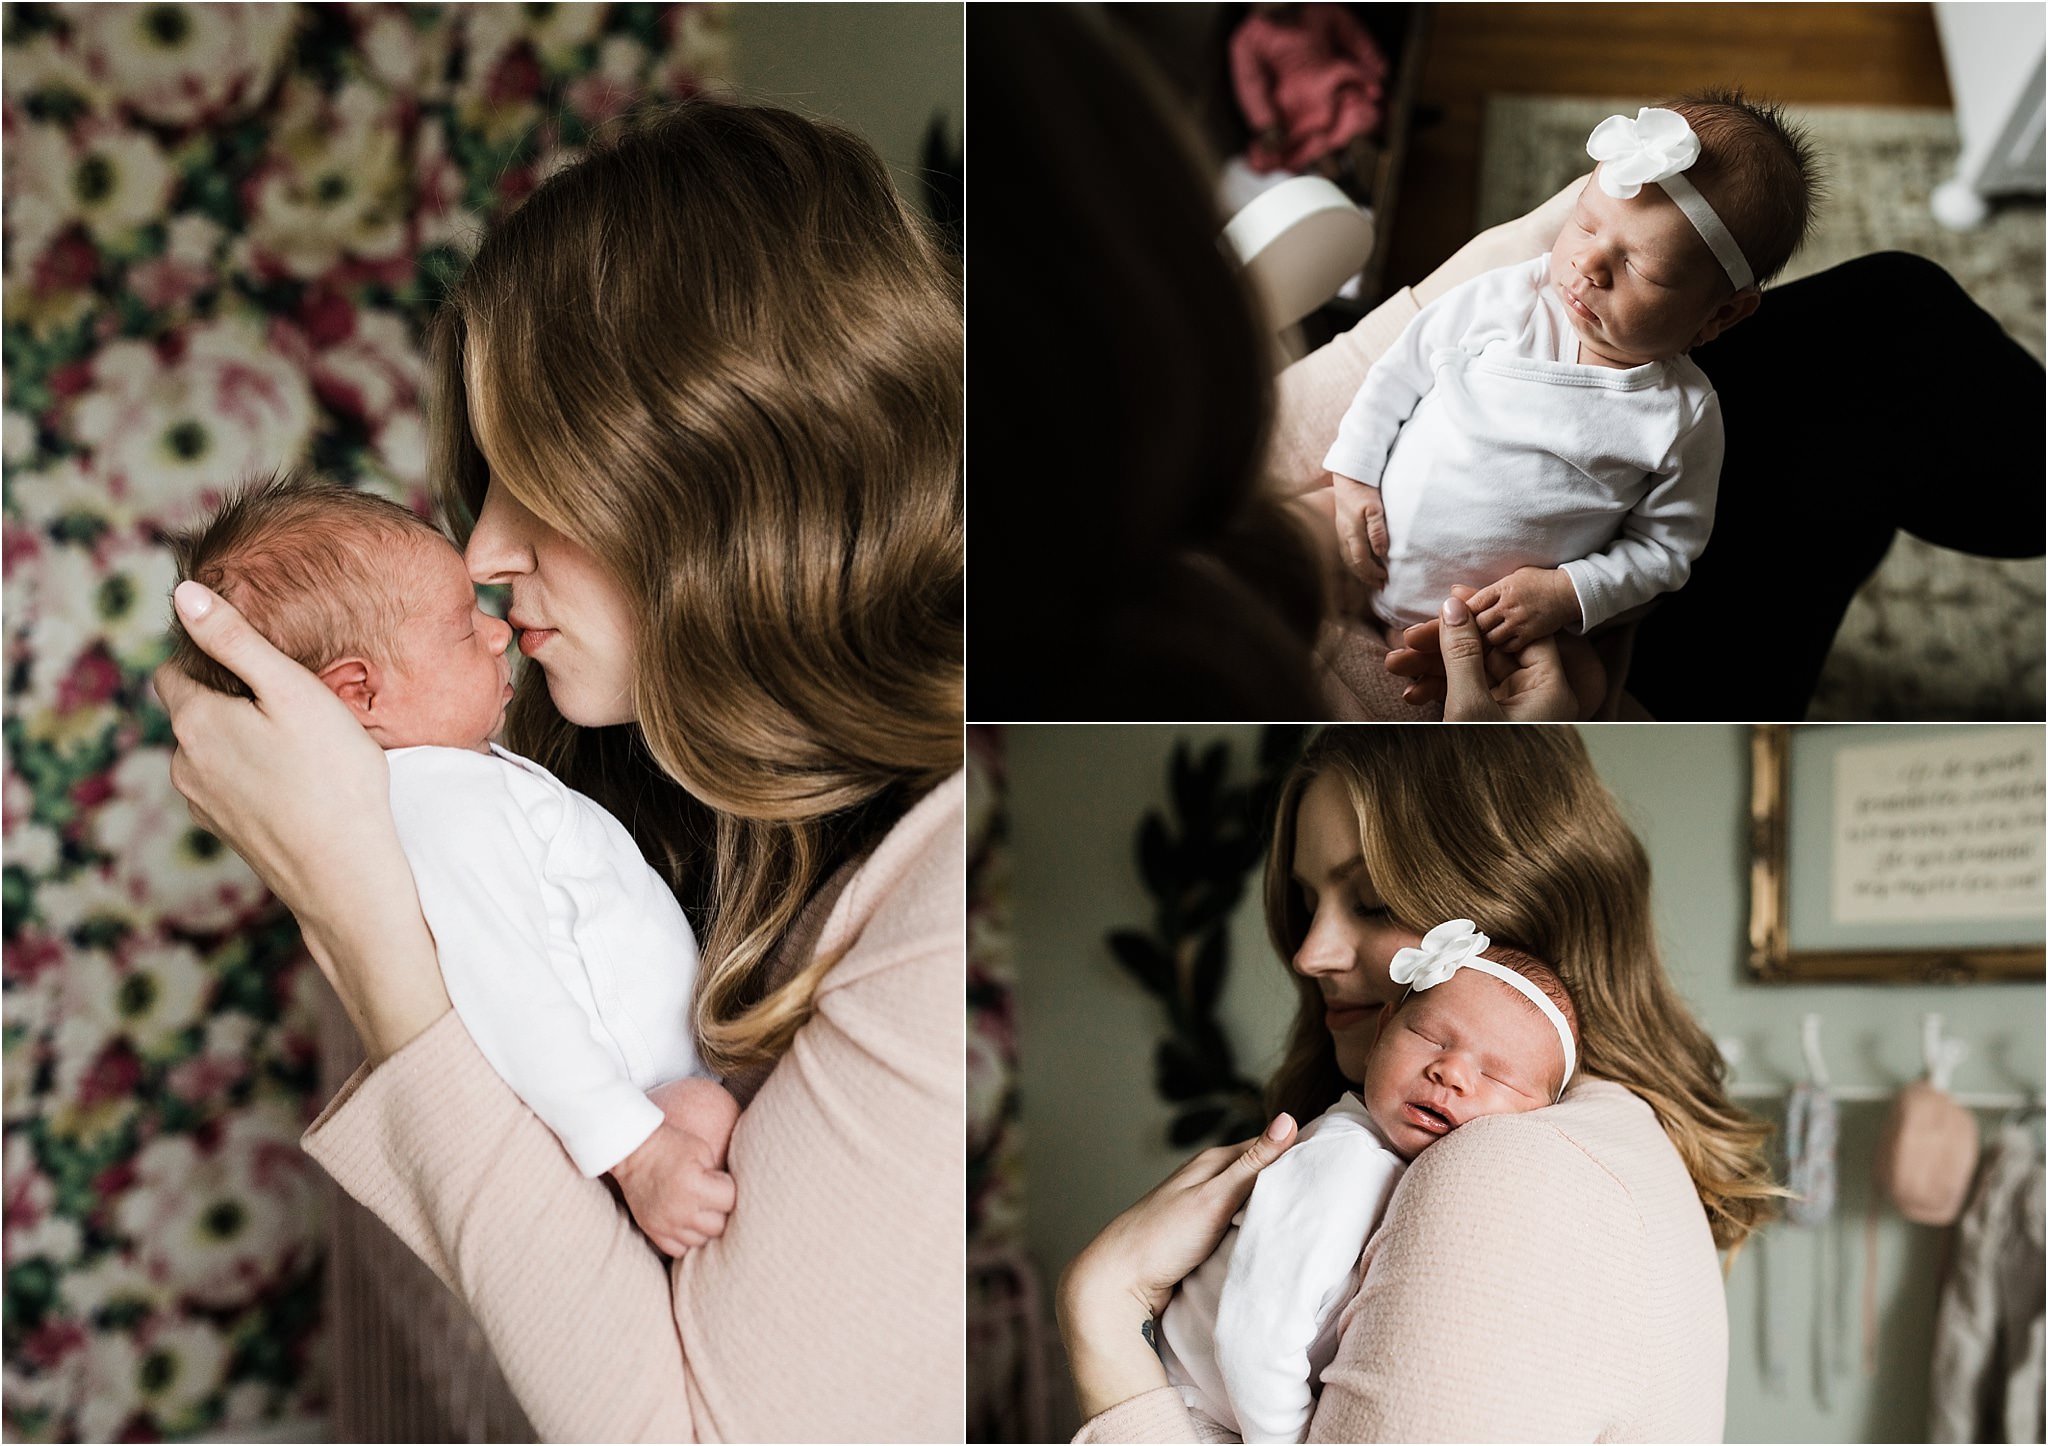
[1748,725,2047,982]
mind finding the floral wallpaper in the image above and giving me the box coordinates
[1,6,730,1440]
[966,725,1050,1443]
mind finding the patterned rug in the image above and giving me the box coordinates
[1479,96,2046,720]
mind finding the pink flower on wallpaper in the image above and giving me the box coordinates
[127,254,213,312]
[566,40,644,126]
[464,3,609,81]
[91,748,267,936]
[72,4,297,129]
[115,1103,320,1309]
[411,115,478,254]
[70,319,317,533]
[293,307,424,427]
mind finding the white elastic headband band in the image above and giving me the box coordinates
[1586,107,1755,293]
[1388,920,1577,1102]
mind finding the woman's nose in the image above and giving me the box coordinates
[1291,911,1352,978]
[465,486,535,586]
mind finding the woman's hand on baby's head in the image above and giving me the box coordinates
[154,581,399,932]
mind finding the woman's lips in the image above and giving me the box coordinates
[1324,1003,1374,1031]
[516,628,558,657]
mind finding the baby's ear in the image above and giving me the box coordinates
[316,657,377,718]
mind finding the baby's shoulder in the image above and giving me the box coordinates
[386,745,560,837]
[1422,252,1549,323]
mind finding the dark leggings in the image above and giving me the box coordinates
[1626,252,2044,721]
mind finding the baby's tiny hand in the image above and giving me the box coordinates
[1332,474,1389,593]
[612,1122,736,1258]
[1468,567,1579,652]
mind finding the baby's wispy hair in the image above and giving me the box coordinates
[1660,86,1825,287]
[164,472,450,699]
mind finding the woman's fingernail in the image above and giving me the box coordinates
[174,581,214,621]
[1441,595,1472,625]
[1265,1113,1294,1141]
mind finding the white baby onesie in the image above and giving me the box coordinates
[386,744,703,1178]
[1158,1094,1406,1443]
[1322,252,1723,633]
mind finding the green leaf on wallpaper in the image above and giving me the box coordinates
[213,962,278,1022]
[48,510,111,548]
[72,914,132,953]
[3,4,64,44]
[182,166,246,231]
[115,291,158,340]
[1,866,31,930]
[4,1258,58,1333]
[415,244,470,308]
[614,3,666,48]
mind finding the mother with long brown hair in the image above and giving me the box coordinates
[154,103,962,1440]
[1062,728,1778,1440]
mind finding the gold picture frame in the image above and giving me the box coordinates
[1748,725,2045,982]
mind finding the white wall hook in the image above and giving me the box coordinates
[1800,1013,1830,1090]
[1922,1013,1969,1092]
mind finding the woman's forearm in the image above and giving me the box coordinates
[1057,1271,1173,1421]
[303,1015,696,1441]
[300,881,451,1066]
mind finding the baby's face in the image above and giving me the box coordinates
[375,536,515,751]
[1360,968,1562,1160]
[1547,172,1729,368]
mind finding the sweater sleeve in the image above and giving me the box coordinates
[1229,28,1278,134]
[389,756,663,1179]
[302,773,967,1444]
[1559,391,1723,632]
[1214,1132,1403,1443]
[1305,1113,1648,1443]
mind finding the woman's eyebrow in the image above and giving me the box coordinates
[1328,855,1366,885]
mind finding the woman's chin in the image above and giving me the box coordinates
[541,678,638,729]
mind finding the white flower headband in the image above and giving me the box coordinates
[1586,107,1755,293]
[1388,920,1576,1103]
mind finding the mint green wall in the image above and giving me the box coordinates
[1008,724,2045,1443]
[730,3,960,205]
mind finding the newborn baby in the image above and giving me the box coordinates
[1158,922,1580,1443]
[166,474,734,1257]
[1325,91,1819,692]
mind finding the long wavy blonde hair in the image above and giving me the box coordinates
[428,101,962,1080]
[1262,728,1782,1253]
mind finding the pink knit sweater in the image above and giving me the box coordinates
[303,771,966,1443]
[1076,1080,1728,1443]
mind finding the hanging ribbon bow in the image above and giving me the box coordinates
[1586,107,1702,199]
[1388,919,1492,991]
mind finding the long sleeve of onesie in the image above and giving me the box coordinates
[387,750,666,1179]
[1213,1111,1406,1443]
[1319,268,1486,492]
[1557,390,1722,631]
